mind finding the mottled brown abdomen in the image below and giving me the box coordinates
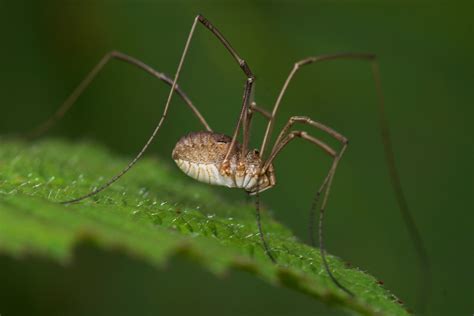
[172,131,239,165]
[172,131,275,193]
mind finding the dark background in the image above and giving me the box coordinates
[1,1,472,315]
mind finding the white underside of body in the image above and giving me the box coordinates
[175,159,257,191]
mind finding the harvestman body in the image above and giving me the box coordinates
[23,14,430,306]
[173,131,275,193]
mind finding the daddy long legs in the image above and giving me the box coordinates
[20,14,430,309]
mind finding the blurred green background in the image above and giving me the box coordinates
[1,0,473,315]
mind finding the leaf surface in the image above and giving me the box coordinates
[0,139,408,315]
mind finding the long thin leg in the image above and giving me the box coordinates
[260,53,374,156]
[318,144,353,296]
[60,14,253,204]
[245,101,272,147]
[308,171,332,247]
[262,116,346,172]
[25,50,211,139]
[255,186,276,263]
[264,116,344,248]
[261,54,430,308]
[196,15,255,165]
[373,62,431,312]
[261,115,344,247]
[261,127,353,295]
[246,101,277,263]
[265,130,337,170]
[60,16,203,204]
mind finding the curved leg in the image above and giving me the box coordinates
[265,130,337,166]
[262,115,347,172]
[244,102,272,145]
[259,54,430,306]
[25,50,211,139]
[190,16,256,167]
[60,14,254,204]
[260,53,375,156]
[244,101,276,262]
[255,187,276,263]
[318,144,352,295]
[262,115,344,248]
[262,116,347,251]
[261,122,353,295]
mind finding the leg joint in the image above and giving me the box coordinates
[108,50,120,57]
[289,130,304,138]
[197,14,209,25]
[239,60,254,79]
[290,116,310,123]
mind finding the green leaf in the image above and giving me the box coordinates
[0,139,408,315]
